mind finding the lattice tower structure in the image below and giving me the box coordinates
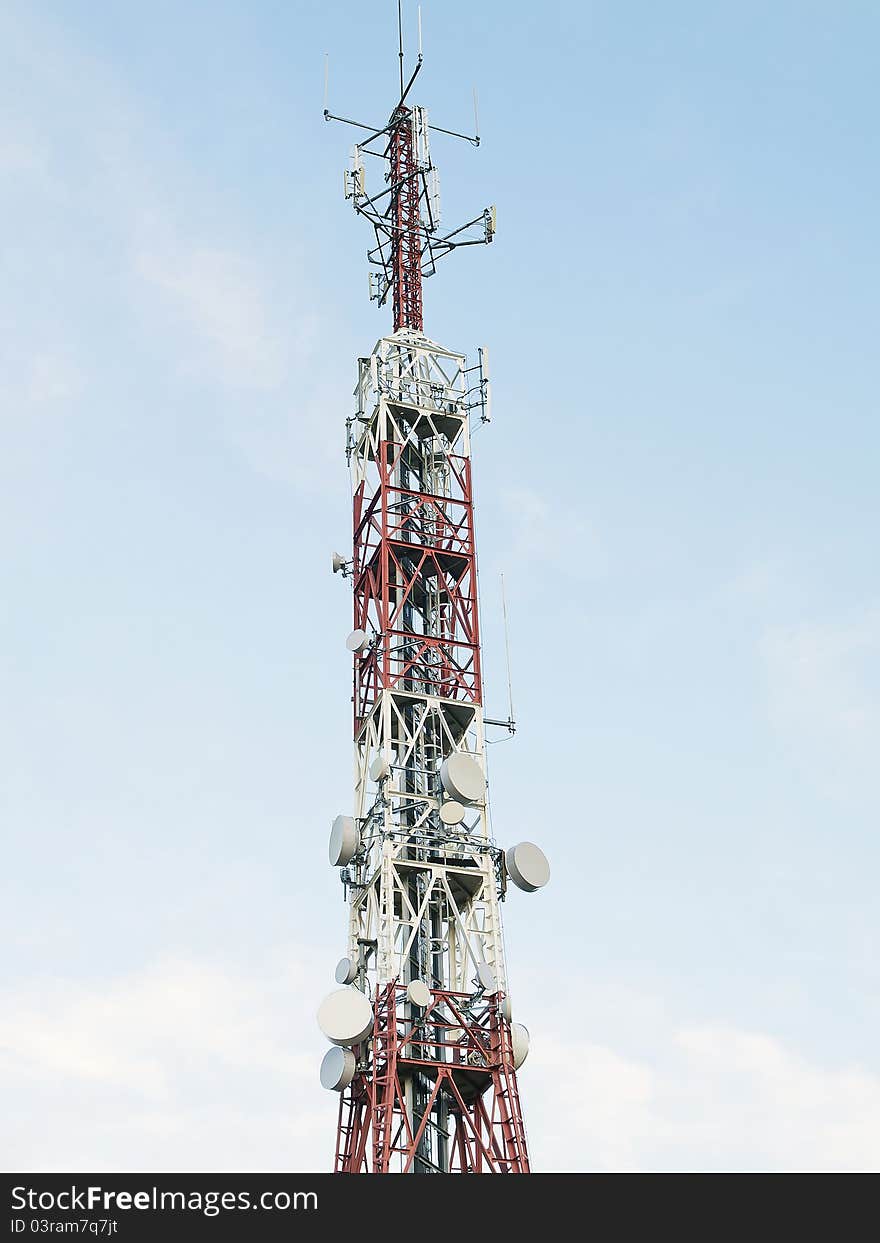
[320,66,549,1176]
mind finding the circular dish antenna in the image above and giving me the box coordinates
[511,1022,530,1070]
[476,962,496,993]
[317,987,374,1047]
[406,979,432,1009]
[346,628,370,655]
[334,957,357,986]
[500,993,513,1023]
[320,1046,356,1092]
[329,815,359,867]
[440,753,485,805]
[505,842,550,893]
[369,754,391,782]
[439,799,465,826]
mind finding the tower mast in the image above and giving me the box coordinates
[389,104,423,333]
[319,9,550,1174]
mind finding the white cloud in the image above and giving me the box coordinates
[135,248,300,392]
[132,242,344,492]
[0,120,49,178]
[3,957,878,1172]
[0,349,84,423]
[671,1025,880,1171]
[0,953,334,1172]
[24,351,84,408]
[0,7,339,494]
[500,486,605,582]
[527,1036,654,1172]
[761,609,880,801]
[524,1019,880,1172]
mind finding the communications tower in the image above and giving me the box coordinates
[317,12,550,1174]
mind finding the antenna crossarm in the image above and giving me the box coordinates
[326,25,492,328]
[323,110,393,146]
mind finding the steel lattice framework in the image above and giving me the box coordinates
[389,106,423,332]
[336,985,528,1173]
[320,35,547,1175]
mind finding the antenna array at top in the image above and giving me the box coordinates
[324,1,494,333]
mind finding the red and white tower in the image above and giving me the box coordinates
[318,22,550,1174]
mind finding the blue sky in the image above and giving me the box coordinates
[1,1,878,1171]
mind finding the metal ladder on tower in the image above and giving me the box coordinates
[370,983,400,1172]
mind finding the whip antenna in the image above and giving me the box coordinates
[501,571,515,728]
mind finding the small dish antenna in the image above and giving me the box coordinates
[346,628,371,655]
[406,979,432,1009]
[511,1023,530,1069]
[505,842,550,893]
[317,987,374,1047]
[335,957,357,985]
[476,962,496,993]
[369,754,392,782]
[320,1045,357,1092]
[329,815,360,867]
[439,799,465,826]
[440,753,485,804]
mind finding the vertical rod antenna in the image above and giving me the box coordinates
[418,5,423,59]
[501,572,515,725]
[398,0,405,96]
